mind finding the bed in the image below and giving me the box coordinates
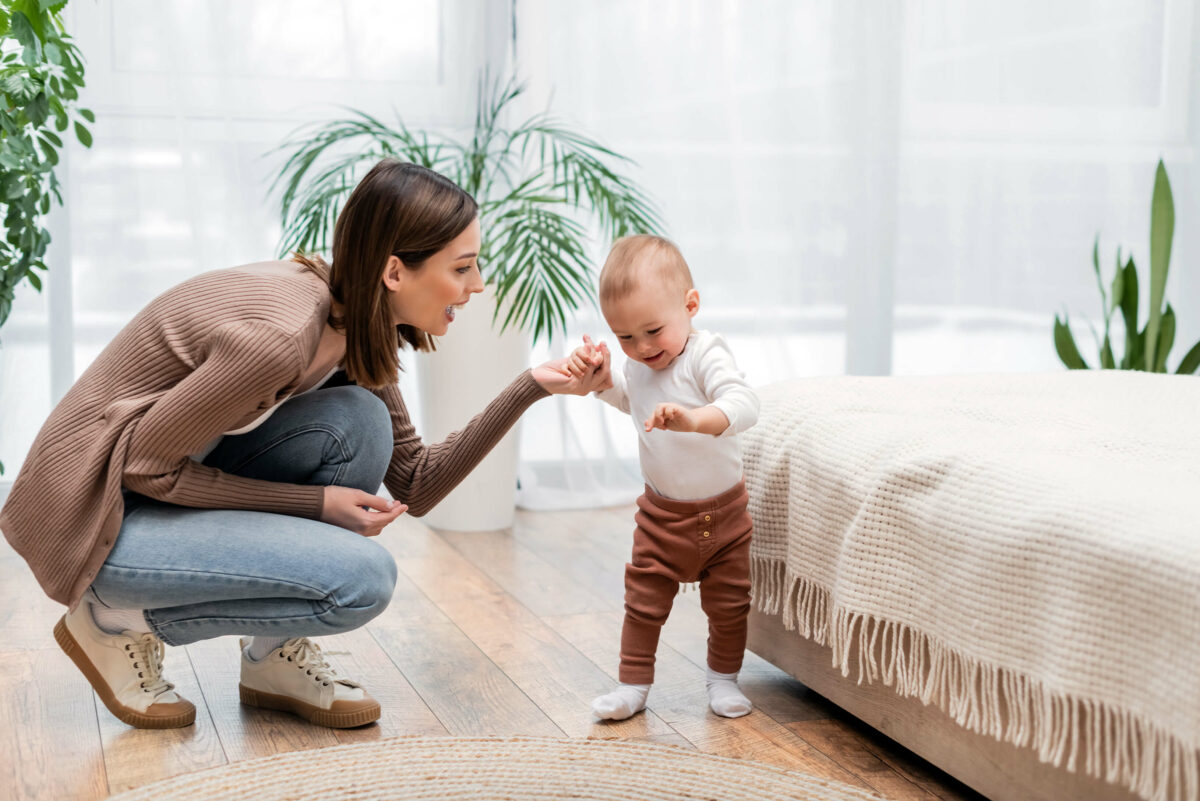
[741,371,1200,801]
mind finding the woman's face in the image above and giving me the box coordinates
[384,218,484,335]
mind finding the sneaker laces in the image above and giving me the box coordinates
[277,638,360,688]
[127,633,175,698]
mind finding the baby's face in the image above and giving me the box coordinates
[602,281,698,370]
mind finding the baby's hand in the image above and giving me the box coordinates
[566,334,606,379]
[532,336,612,395]
[644,402,698,433]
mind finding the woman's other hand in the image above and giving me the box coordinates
[533,336,612,395]
[321,486,408,537]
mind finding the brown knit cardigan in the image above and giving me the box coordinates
[0,263,548,607]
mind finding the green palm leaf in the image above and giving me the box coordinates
[486,203,595,341]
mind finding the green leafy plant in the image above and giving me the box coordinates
[0,0,94,476]
[270,74,663,343]
[1053,159,1200,374]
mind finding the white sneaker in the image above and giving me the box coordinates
[238,637,380,728]
[53,605,195,728]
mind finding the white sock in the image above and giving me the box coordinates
[90,604,151,635]
[245,636,290,662]
[591,683,650,720]
[706,668,752,718]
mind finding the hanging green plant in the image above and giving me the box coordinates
[0,0,94,476]
[0,0,92,329]
[269,73,663,344]
[1053,160,1200,375]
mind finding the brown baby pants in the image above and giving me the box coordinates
[619,479,753,685]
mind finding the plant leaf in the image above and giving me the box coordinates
[1109,248,1123,315]
[26,90,49,127]
[38,136,58,165]
[9,12,41,63]
[485,203,594,342]
[1145,159,1174,372]
[1154,304,1175,373]
[1054,314,1089,370]
[1176,339,1200,375]
[508,114,665,239]
[1118,257,1139,369]
[1091,233,1107,311]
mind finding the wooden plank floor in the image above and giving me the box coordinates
[1,505,986,800]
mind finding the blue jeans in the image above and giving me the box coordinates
[87,385,398,647]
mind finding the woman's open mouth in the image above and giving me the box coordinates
[445,303,466,322]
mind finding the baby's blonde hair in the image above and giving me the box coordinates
[598,235,694,305]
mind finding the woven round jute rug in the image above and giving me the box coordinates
[108,735,884,800]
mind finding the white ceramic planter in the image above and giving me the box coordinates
[414,287,531,531]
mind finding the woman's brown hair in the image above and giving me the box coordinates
[294,159,478,389]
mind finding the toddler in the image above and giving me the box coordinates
[568,234,759,720]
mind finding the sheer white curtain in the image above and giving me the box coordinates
[0,0,492,478]
[1,1,1197,509]
[512,0,1200,510]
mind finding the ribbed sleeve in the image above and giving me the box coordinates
[373,370,549,517]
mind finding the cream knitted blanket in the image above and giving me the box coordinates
[742,371,1200,801]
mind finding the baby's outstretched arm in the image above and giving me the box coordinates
[644,403,731,435]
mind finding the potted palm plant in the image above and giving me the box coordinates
[270,74,663,529]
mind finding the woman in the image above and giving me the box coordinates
[0,159,610,729]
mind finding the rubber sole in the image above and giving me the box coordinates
[239,683,381,728]
[53,616,196,729]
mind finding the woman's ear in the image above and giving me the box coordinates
[685,288,701,318]
[381,255,406,292]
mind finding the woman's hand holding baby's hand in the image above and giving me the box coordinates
[645,402,698,433]
[565,334,605,378]
[533,334,613,395]
[321,486,408,537]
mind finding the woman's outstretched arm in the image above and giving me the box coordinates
[373,357,610,516]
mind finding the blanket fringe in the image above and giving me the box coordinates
[750,557,1200,801]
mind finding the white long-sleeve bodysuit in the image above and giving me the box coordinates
[596,330,759,501]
